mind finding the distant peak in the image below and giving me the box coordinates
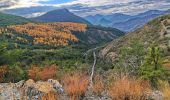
[49,8,70,13]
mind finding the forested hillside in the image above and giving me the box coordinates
[0,22,124,48]
[0,13,31,26]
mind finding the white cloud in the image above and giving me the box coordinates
[0,0,170,17]
[53,0,170,16]
[0,0,51,10]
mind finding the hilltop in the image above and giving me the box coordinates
[31,9,91,25]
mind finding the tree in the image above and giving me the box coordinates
[117,39,145,75]
[139,46,169,87]
[0,41,8,65]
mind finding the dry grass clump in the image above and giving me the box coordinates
[0,65,8,82]
[108,76,151,100]
[158,80,170,100]
[92,75,105,96]
[62,72,89,100]
[41,92,58,100]
[28,64,57,81]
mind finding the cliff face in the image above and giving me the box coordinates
[0,79,63,100]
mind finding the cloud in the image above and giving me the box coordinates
[54,0,170,16]
[0,0,170,17]
[0,0,51,10]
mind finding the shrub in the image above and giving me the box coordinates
[92,75,105,96]
[28,64,57,81]
[28,65,41,81]
[39,65,57,81]
[108,76,151,100]
[62,72,89,100]
[0,65,9,82]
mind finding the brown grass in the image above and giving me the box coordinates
[41,92,58,100]
[108,76,151,100]
[0,65,9,82]
[62,72,89,100]
[92,75,105,96]
[28,64,57,81]
[158,80,170,100]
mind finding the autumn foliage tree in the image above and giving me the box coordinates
[8,22,87,46]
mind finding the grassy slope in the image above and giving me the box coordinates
[0,13,31,26]
[100,14,170,61]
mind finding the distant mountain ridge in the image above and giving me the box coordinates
[85,9,170,32]
[31,9,91,25]
[0,13,31,26]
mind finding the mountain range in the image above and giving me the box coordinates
[85,9,170,32]
[2,8,170,33]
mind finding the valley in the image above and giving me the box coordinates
[0,3,170,100]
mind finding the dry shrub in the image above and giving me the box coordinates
[39,65,57,81]
[158,80,170,100]
[93,75,105,96]
[108,76,151,100]
[62,72,89,100]
[0,65,9,82]
[163,63,170,69]
[28,64,57,81]
[41,92,58,100]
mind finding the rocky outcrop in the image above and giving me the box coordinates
[0,79,63,100]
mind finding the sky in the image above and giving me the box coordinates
[0,0,170,17]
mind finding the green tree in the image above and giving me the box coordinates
[139,46,168,87]
[0,41,8,65]
[117,39,145,74]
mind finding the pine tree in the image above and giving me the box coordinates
[139,46,168,87]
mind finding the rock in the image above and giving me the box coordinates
[0,79,63,100]
[48,79,64,93]
[146,91,163,100]
[25,79,35,87]
[34,81,53,93]
[15,80,25,88]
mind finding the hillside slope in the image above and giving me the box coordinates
[100,14,170,61]
[0,22,124,47]
[32,9,91,25]
[0,13,31,26]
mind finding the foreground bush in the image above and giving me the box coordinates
[62,72,89,100]
[158,80,170,100]
[28,64,57,81]
[108,76,151,100]
[41,92,58,100]
[0,65,8,82]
